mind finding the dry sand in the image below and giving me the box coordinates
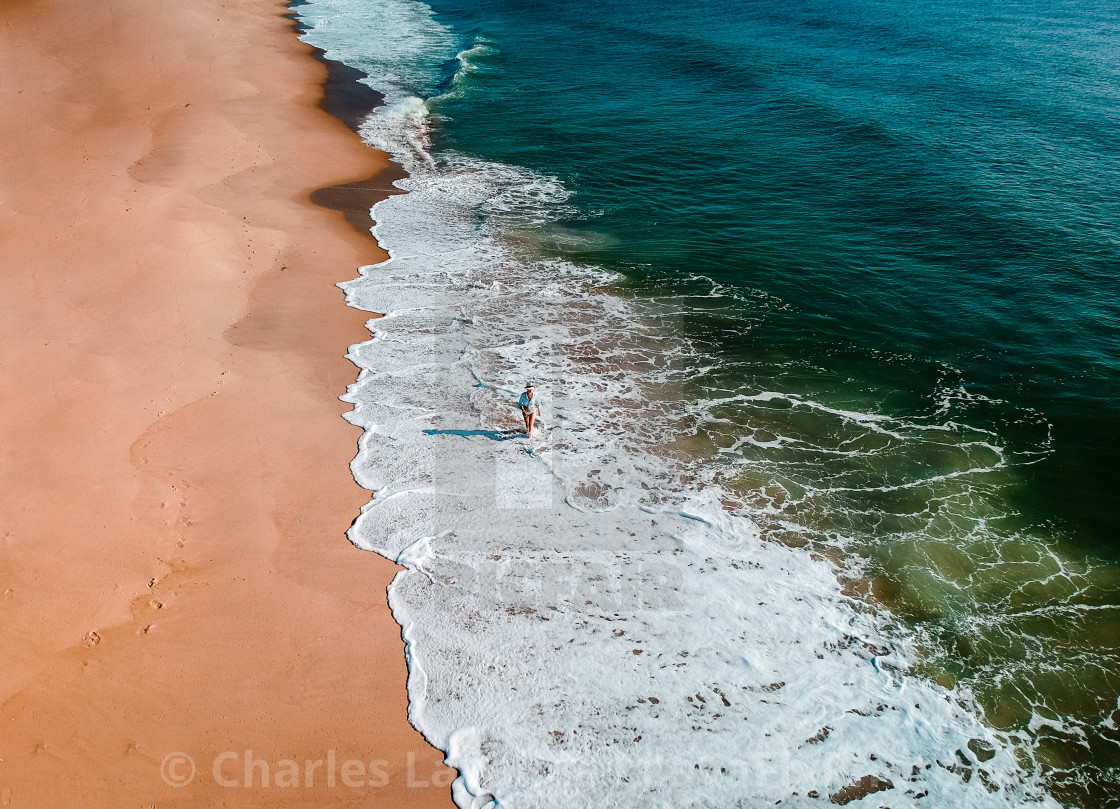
[0,0,454,805]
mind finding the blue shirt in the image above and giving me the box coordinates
[518,392,540,413]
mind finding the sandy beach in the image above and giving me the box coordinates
[0,0,454,805]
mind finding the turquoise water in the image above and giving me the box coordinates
[426,0,1120,546]
[301,0,1120,804]
[421,7,1120,802]
[421,4,1120,803]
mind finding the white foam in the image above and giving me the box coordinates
[298,1,1060,805]
[338,208,1053,804]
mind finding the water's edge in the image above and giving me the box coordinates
[290,2,1066,806]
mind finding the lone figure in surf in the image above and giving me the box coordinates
[519,383,541,438]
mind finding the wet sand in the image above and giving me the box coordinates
[0,0,454,805]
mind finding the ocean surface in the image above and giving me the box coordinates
[295,0,1120,805]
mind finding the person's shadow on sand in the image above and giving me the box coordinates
[422,428,521,442]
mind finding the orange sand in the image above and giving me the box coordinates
[0,0,455,805]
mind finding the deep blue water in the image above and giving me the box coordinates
[423,0,1120,549]
[407,0,1120,803]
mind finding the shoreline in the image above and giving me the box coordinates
[297,4,1063,803]
[0,0,453,805]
